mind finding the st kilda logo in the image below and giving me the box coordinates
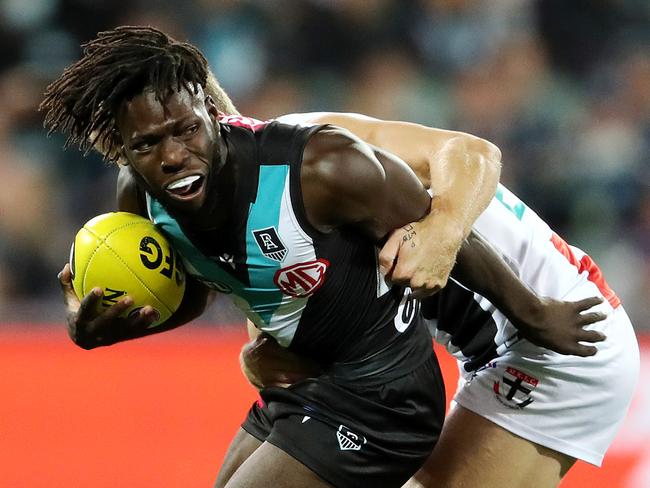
[273,259,330,297]
[493,366,539,409]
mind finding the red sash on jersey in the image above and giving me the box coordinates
[550,232,621,309]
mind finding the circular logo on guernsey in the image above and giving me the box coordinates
[273,259,330,297]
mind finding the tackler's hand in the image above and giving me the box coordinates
[240,333,322,390]
[58,263,158,349]
[379,218,463,299]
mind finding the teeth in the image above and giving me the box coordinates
[168,175,200,190]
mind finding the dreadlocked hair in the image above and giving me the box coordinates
[40,26,209,163]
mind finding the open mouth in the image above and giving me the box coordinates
[165,175,205,200]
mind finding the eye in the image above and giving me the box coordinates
[132,141,152,154]
[183,123,199,136]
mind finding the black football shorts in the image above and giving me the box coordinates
[242,352,445,488]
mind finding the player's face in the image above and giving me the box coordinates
[116,85,224,215]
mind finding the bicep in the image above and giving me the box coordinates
[304,113,455,183]
[304,112,497,189]
[301,129,430,242]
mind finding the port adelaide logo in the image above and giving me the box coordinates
[336,425,367,451]
[252,227,287,262]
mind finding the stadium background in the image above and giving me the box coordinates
[0,1,648,486]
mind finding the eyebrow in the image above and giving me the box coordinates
[128,133,161,148]
[129,115,200,143]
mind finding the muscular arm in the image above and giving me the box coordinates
[297,112,502,294]
[299,127,430,241]
[297,112,501,195]
[452,231,607,356]
[301,127,604,357]
[301,115,606,355]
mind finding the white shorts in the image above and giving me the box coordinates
[453,305,640,466]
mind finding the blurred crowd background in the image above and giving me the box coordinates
[0,0,648,329]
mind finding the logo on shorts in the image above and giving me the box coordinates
[274,259,330,297]
[252,227,287,262]
[493,366,538,409]
[336,425,367,451]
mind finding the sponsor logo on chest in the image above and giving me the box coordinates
[274,259,330,297]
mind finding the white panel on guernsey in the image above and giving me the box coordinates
[259,171,317,347]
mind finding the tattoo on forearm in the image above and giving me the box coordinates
[402,224,417,248]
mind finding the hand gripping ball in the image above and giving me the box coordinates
[70,212,186,327]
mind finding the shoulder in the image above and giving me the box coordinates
[302,127,386,196]
[116,166,148,216]
[299,127,388,232]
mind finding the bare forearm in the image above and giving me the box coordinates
[425,136,501,240]
[299,113,502,295]
[384,137,501,294]
[451,230,539,327]
[452,231,609,356]
[306,112,502,241]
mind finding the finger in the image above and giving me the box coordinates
[135,305,159,328]
[59,264,80,308]
[573,296,604,311]
[99,295,135,322]
[378,231,402,276]
[390,265,415,285]
[58,263,71,283]
[411,286,440,300]
[569,344,598,357]
[576,329,607,343]
[75,287,106,322]
[117,305,156,333]
[89,298,142,342]
[578,311,608,326]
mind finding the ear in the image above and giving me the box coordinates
[205,95,219,120]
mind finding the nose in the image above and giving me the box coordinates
[160,137,188,172]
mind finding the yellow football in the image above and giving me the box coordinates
[70,212,185,327]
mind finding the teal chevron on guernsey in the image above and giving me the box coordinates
[146,164,314,346]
